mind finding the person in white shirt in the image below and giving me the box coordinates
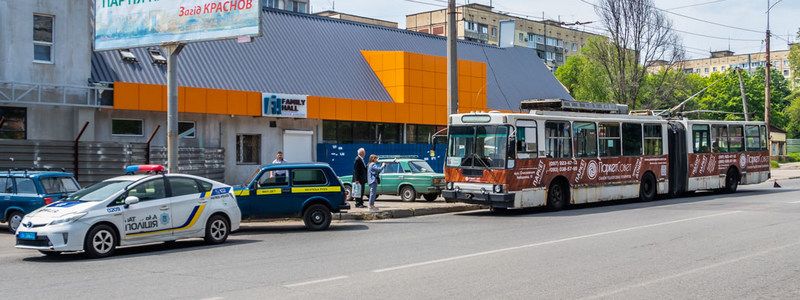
[271,151,287,180]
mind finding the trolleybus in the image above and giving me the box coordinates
[440,100,771,210]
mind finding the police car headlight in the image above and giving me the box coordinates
[446,182,454,190]
[49,212,88,226]
[493,184,503,193]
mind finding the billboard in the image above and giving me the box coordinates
[263,93,307,118]
[94,0,261,51]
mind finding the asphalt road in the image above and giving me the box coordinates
[3,180,800,299]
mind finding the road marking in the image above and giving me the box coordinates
[787,199,800,204]
[582,240,800,299]
[372,211,742,273]
[283,275,349,288]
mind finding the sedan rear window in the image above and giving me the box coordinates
[291,169,327,186]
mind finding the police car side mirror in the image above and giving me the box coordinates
[124,196,140,208]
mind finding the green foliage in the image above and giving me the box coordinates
[554,51,612,103]
[788,152,800,162]
[789,39,800,87]
[771,160,780,169]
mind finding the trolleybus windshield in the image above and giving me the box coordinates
[446,125,509,169]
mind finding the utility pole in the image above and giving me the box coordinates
[447,0,458,115]
[163,43,184,174]
[737,68,750,121]
[765,0,782,157]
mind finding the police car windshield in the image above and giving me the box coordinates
[66,180,132,202]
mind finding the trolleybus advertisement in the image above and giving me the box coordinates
[94,0,261,51]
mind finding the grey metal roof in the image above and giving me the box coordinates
[91,8,573,110]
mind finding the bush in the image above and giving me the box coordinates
[788,152,800,162]
[771,160,780,169]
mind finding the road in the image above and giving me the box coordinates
[2,180,800,299]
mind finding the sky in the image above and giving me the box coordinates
[310,0,800,59]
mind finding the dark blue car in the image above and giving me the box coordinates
[1,171,80,233]
[233,163,349,230]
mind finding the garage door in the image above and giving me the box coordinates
[283,130,314,162]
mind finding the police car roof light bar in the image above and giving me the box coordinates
[124,164,166,175]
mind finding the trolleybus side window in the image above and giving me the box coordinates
[759,125,767,151]
[515,120,538,158]
[622,123,643,156]
[643,124,663,156]
[711,124,729,153]
[729,125,744,152]
[598,122,621,157]
[574,121,597,158]
[545,121,572,158]
[693,124,711,153]
[745,125,760,151]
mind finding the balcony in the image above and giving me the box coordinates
[463,30,489,42]
[0,81,113,108]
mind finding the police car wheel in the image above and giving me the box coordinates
[423,193,439,202]
[204,215,230,245]
[303,204,331,231]
[344,185,352,200]
[83,224,117,259]
[7,211,24,233]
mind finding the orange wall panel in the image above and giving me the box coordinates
[422,105,436,125]
[422,88,436,105]
[408,104,423,124]
[206,89,229,115]
[227,91,248,115]
[422,71,434,89]
[410,53,423,70]
[184,87,207,114]
[350,100,367,122]
[139,84,164,111]
[307,96,320,119]
[435,106,447,125]
[381,102,396,123]
[335,98,352,120]
[410,87,422,104]
[365,101,382,122]
[395,103,409,122]
[434,56,446,73]
[422,55,435,72]
[435,89,446,106]
[410,69,423,88]
[113,82,140,110]
[318,97,337,119]
[246,92,261,116]
[178,87,188,112]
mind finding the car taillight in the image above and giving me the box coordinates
[44,197,54,205]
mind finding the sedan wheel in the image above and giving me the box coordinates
[7,211,24,233]
[400,186,417,202]
[204,215,230,244]
[83,224,117,259]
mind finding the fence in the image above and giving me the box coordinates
[0,139,224,186]
[317,143,448,177]
[788,139,800,154]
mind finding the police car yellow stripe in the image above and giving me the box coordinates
[234,190,250,196]
[291,186,342,193]
[256,188,282,195]
[125,204,206,237]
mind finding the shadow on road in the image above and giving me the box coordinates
[456,185,798,218]
[236,223,369,233]
[21,238,261,263]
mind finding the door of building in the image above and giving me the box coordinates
[283,130,314,162]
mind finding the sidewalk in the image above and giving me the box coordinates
[771,162,800,181]
[337,197,483,220]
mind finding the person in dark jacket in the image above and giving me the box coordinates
[353,148,368,208]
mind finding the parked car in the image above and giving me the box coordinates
[233,162,349,231]
[1,170,80,233]
[340,158,445,202]
[14,165,241,258]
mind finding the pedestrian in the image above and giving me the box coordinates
[367,154,386,211]
[271,151,287,182]
[353,148,368,208]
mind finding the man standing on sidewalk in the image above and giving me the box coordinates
[271,151,287,183]
[353,148,367,208]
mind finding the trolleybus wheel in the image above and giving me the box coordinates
[724,168,740,194]
[547,181,567,211]
[639,172,657,202]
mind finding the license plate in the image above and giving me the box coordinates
[17,232,36,240]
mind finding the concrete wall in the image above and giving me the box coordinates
[0,0,92,86]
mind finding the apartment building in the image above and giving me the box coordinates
[264,0,310,13]
[406,3,601,68]
[315,10,398,28]
[658,50,794,80]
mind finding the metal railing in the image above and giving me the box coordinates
[0,81,113,108]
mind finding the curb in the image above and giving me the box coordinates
[769,175,800,182]
[334,204,484,221]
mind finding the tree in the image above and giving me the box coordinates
[555,38,612,103]
[788,29,800,87]
[589,0,684,109]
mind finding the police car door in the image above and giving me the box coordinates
[166,176,206,237]
[121,177,172,241]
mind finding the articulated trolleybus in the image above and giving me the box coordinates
[441,100,771,210]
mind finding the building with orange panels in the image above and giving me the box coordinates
[4,7,572,183]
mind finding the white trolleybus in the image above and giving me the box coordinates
[440,99,771,211]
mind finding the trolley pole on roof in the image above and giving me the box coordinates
[447,0,459,115]
[163,43,184,174]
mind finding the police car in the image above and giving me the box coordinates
[14,165,241,258]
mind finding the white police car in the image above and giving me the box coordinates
[15,165,241,258]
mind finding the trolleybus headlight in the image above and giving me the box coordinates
[446,182,454,190]
[493,184,503,193]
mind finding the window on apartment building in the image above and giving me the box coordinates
[294,1,307,13]
[546,37,557,46]
[179,121,196,139]
[236,134,261,164]
[264,0,279,8]
[432,26,444,35]
[784,70,790,77]
[466,21,476,32]
[491,27,497,37]
[111,119,143,136]
[0,106,27,140]
[479,24,488,34]
[721,66,726,71]
[704,67,709,73]
[33,14,54,63]
[571,43,578,52]
[519,33,524,42]
[713,67,717,72]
